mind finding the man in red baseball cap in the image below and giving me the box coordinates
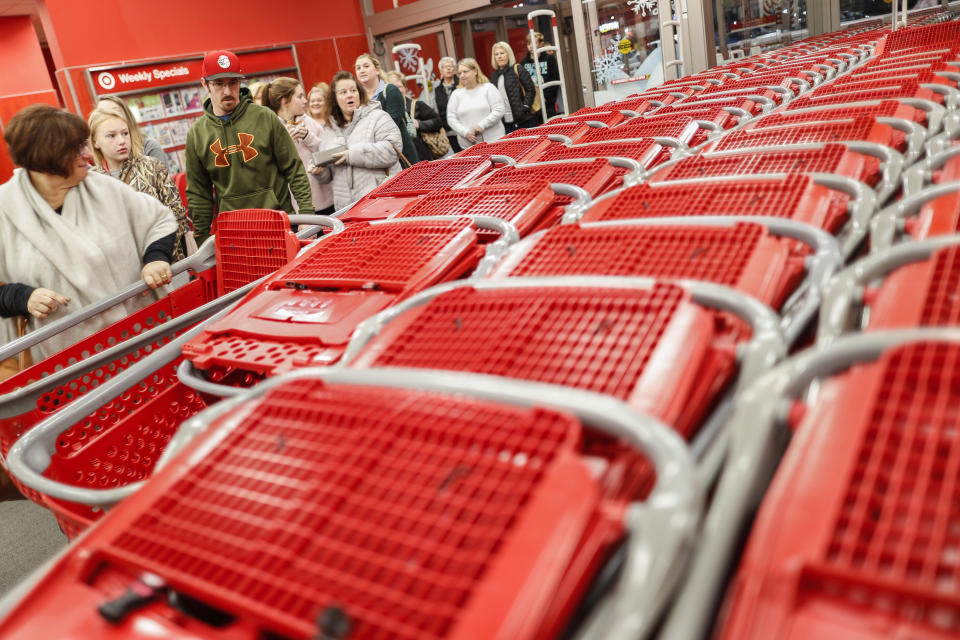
[184,49,313,244]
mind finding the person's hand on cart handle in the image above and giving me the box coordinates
[26,288,70,319]
[141,261,173,289]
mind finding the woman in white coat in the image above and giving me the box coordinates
[445,58,506,149]
[317,71,402,210]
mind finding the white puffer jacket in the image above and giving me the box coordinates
[318,101,402,209]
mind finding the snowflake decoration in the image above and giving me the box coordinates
[628,0,659,17]
[593,48,629,85]
[396,47,420,72]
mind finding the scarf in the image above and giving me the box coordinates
[0,169,177,360]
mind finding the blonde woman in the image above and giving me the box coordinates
[96,95,172,170]
[88,109,193,260]
[261,78,335,214]
[446,58,505,148]
[386,70,445,160]
[307,82,329,121]
[354,53,419,164]
[489,41,537,133]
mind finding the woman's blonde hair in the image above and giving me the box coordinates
[355,53,387,81]
[308,83,329,119]
[385,70,405,85]
[247,81,267,105]
[95,95,144,156]
[457,58,488,84]
[490,41,517,69]
[87,108,134,168]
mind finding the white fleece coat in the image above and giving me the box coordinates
[0,169,177,360]
[318,101,401,210]
[446,83,506,149]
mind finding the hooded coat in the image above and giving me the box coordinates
[317,100,401,210]
[184,87,314,244]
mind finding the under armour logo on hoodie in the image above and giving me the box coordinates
[209,133,259,167]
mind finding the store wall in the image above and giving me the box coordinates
[0,15,59,181]
[39,0,367,115]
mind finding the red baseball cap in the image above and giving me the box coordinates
[201,50,244,80]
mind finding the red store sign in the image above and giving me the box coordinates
[90,48,297,94]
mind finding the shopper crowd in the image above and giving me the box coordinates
[0,39,560,366]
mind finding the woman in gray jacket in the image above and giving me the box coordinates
[317,71,402,210]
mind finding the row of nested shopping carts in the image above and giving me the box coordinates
[1,11,960,640]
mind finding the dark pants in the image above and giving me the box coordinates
[504,116,542,133]
[447,134,462,153]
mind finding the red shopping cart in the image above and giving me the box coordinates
[0,210,341,534]
[648,142,902,201]
[344,278,783,447]
[576,174,874,248]
[578,113,724,147]
[711,333,960,640]
[389,180,560,239]
[339,156,492,222]
[0,369,699,640]
[503,120,593,142]
[536,138,688,171]
[179,216,518,390]
[473,158,626,230]
[483,216,841,345]
[453,135,562,164]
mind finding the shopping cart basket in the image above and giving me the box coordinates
[338,156,492,222]
[706,330,960,640]
[178,216,519,394]
[0,368,699,640]
[647,141,904,202]
[575,173,877,257]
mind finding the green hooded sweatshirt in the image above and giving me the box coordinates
[184,87,314,244]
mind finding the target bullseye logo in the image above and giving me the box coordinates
[97,71,116,90]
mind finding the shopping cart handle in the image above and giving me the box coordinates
[289,214,346,236]
[177,359,244,398]
[551,183,592,224]
[0,243,216,364]
[870,180,960,252]
[4,302,239,507]
[0,272,263,420]
[488,154,517,167]
[818,235,960,346]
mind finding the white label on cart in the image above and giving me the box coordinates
[259,299,336,323]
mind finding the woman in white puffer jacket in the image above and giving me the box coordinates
[316,70,401,209]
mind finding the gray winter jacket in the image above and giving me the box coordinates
[318,101,402,210]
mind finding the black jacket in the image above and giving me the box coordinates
[521,52,560,116]
[434,77,459,131]
[376,82,419,164]
[489,64,536,123]
[405,96,444,160]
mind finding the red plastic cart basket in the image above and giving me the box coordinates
[0,369,700,640]
[474,158,627,231]
[575,173,876,255]
[389,180,561,239]
[343,277,783,445]
[179,216,519,392]
[708,333,960,640]
[535,138,688,171]
[503,120,593,142]
[338,156,492,222]
[648,141,903,201]
[577,114,723,147]
[484,216,842,345]
[705,115,927,163]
